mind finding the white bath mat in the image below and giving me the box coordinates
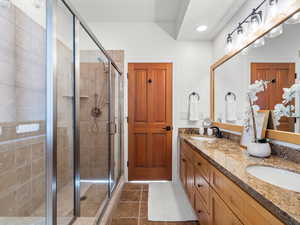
[148,182,197,221]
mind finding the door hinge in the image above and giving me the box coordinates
[295,73,298,79]
[127,73,129,79]
[127,161,129,167]
[127,117,129,123]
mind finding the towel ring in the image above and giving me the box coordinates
[189,92,200,101]
[225,92,236,101]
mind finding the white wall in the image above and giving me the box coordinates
[80,22,212,181]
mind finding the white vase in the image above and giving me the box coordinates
[247,142,271,158]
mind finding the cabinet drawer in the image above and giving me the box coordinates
[182,141,194,162]
[243,193,284,225]
[194,167,210,210]
[211,166,245,221]
[195,190,210,225]
[193,151,210,182]
[211,190,243,225]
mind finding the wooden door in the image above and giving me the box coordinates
[210,190,243,225]
[251,63,295,132]
[128,63,173,180]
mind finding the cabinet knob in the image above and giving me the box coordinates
[197,184,202,188]
[197,162,201,166]
[198,210,202,214]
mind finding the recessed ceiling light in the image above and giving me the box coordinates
[196,25,208,32]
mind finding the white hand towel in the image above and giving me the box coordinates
[189,95,199,121]
[225,97,237,122]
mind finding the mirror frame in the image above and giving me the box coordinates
[210,1,300,145]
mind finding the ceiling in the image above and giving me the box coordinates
[70,0,247,41]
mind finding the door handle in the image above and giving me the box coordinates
[163,126,172,131]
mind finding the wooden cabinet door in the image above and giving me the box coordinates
[211,190,243,225]
[128,63,173,180]
[186,161,194,204]
[180,153,187,188]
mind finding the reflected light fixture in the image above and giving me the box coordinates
[285,12,300,24]
[266,24,283,38]
[253,37,265,48]
[267,0,279,20]
[226,34,233,53]
[196,25,208,32]
[33,0,43,8]
[0,0,10,8]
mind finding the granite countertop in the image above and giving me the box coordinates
[180,134,300,225]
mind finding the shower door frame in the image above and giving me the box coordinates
[46,0,123,224]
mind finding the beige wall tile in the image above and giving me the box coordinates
[0,170,16,193]
[0,192,16,216]
[16,164,31,185]
[15,145,31,166]
[32,158,44,177]
[31,142,44,161]
[0,144,15,174]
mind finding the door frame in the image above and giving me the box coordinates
[126,62,174,181]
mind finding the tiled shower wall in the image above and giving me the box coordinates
[0,4,73,218]
[79,50,124,180]
[0,4,46,217]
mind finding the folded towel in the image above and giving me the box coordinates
[225,96,237,122]
[189,95,199,121]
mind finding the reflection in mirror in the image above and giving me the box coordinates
[215,18,300,133]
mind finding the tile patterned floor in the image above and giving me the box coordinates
[108,183,199,225]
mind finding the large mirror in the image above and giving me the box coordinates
[214,12,300,134]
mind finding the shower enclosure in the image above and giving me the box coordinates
[0,0,123,224]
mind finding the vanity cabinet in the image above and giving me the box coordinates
[180,139,285,225]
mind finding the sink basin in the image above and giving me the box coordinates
[190,136,216,142]
[246,165,300,192]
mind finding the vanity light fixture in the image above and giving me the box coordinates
[285,11,300,24]
[196,25,208,32]
[0,0,10,8]
[224,0,266,53]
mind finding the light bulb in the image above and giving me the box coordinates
[285,12,300,24]
[0,0,11,8]
[236,23,245,48]
[266,24,283,38]
[226,34,233,53]
[253,37,265,48]
[249,10,262,34]
[266,0,279,24]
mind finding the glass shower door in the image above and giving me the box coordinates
[78,25,110,217]
[56,2,75,224]
[110,65,122,192]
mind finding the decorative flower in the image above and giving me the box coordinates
[274,82,300,126]
[244,80,269,142]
